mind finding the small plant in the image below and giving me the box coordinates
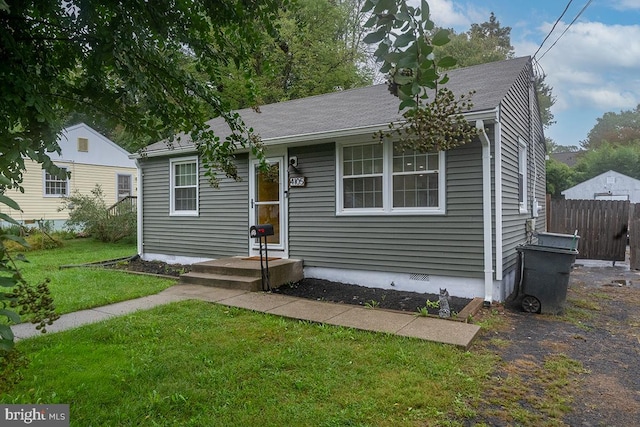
[364,299,380,309]
[426,299,440,309]
[416,299,439,317]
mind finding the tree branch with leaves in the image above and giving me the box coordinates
[361,0,478,152]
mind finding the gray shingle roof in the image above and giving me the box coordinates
[144,56,531,153]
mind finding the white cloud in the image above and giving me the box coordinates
[533,20,640,111]
[611,0,640,11]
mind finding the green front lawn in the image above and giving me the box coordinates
[3,300,497,426]
[13,238,176,316]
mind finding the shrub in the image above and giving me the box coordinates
[60,185,136,243]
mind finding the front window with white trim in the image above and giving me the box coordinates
[518,138,528,213]
[337,141,445,215]
[170,157,198,216]
[43,168,69,197]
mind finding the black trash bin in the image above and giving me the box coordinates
[516,244,578,314]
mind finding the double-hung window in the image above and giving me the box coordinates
[44,167,68,197]
[518,138,528,213]
[170,157,198,216]
[338,141,445,215]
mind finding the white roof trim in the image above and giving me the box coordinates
[133,108,500,159]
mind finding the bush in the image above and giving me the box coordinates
[60,185,136,243]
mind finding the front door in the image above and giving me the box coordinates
[249,157,287,258]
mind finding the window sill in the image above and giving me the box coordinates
[337,208,445,216]
[169,211,199,217]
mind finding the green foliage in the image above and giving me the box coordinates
[1,196,59,364]
[1,0,284,184]
[582,105,640,150]
[219,0,373,109]
[362,0,479,152]
[546,157,576,198]
[434,12,514,69]
[61,185,136,243]
[573,142,640,182]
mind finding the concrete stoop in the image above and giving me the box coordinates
[179,256,303,292]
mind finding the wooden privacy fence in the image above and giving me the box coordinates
[547,198,629,261]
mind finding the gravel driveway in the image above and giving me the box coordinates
[474,259,640,426]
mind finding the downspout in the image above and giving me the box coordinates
[476,120,494,305]
[135,159,143,258]
[494,112,503,282]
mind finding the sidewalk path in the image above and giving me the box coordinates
[12,284,482,349]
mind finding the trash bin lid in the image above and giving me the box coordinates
[516,244,578,255]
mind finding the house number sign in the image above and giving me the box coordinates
[289,176,306,187]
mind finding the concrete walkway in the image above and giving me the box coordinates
[11,284,482,349]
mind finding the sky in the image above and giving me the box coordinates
[424,0,640,148]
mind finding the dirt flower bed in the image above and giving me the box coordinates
[274,278,471,316]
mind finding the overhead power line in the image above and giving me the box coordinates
[532,0,574,60]
[537,0,594,61]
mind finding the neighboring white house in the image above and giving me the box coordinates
[562,170,640,202]
[1,123,137,229]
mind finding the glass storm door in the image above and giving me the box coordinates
[250,157,286,256]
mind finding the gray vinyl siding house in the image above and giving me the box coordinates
[133,56,546,303]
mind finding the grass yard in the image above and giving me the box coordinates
[2,300,497,426]
[12,238,176,316]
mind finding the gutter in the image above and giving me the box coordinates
[476,120,494,305]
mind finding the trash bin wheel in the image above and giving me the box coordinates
[522,295,541,313]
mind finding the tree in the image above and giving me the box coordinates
[546,137,579,154]
[573,142,640,182]
[1,0,284,186]
[434,13,556,130]
[546,157,575,198]
[217,0,374,109]
[0,0,282,367]
[581,105,640,150]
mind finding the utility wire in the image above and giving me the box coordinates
[532,0,574,60]
[537,0,593,61]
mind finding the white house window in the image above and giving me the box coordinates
[170,157,198,216]
[518,138,528,213]
[342,143,383,209]
[392,145,440,208]
[117,174,132,200]
[44,168,68,197]
[337,141,445,215]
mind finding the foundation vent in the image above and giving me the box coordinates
[409,273,430,282]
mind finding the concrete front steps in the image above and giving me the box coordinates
[179,256,303,292]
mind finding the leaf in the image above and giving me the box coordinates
[421,0,430,22]
[361,0,375,13]
[394,32,415,48]
[411,80,421,96]
[0,213,21,226]
[397,54,418,69]
[0,195,21,211]
[438,56,457,69]
[373,0,396,14]
[363,29,387,44]
[439,75,450,85]
[399,98,417,111]
[0,276,18,287]
[0,309,21,324]
[432,29,451,46]
[0,339,15,351]
[0,323,15,341]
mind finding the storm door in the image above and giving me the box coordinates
[249,157,287,257]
